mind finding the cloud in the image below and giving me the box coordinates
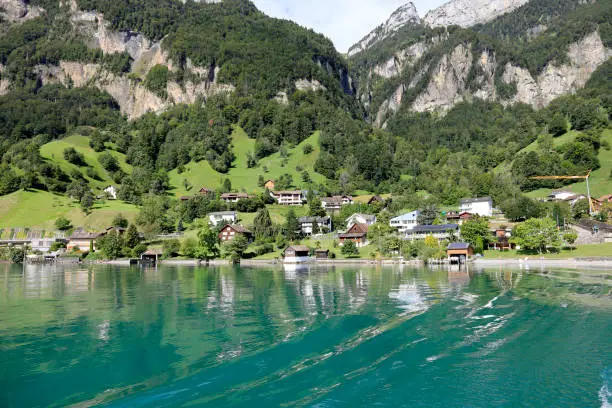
[252,0,447,52]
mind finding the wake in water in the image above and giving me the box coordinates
[601,368,612,408]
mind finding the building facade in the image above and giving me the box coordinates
[274,191,305,206]
[459,197,493,217]
[209,211,237,227]
[390,211,420,233]
[218,224,253,242]
[298,216,332,235]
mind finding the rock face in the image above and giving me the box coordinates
[295,79,327,92]
[0,0,43,24]
[423,0,529,28]
[373,41,429,79]
[348,2,421,57]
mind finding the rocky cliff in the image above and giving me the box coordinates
[0,0,43,25]
[423,0,530,28]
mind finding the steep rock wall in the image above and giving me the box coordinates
[0,0,43,24]
[423,0,529,28]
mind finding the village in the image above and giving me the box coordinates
[2,178,612,265]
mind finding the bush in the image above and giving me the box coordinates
[98,152,120,172]
[162,239,181,258]
[144,64,169,98]
[55,216,72,231]
[302,144,314,154]
[341,240,359,257]
[9,247,25,263]
[63,147,86,166]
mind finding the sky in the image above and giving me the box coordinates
[252,0,447,52]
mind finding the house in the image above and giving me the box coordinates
[264,180,276,190]
[390,211,420,233]
[199,187,215,195]
[104,185,117,200]
[404,224,460,241]
[283,245,311,264]
[339,223,369,247]
[447,243,474,263]
[30,238,59,253]
[367,195,385,206]
[179,196,192,202]
[547,190,577,201]
[593,195,612,212]
[105,226,126,235]
[321,195,353,212]
[67,230,106,252]
[314,249,329,260]
[298,216,332,235]
[460,197,493,217]
[445,211,473,225]
[218,224,253,242]
[141,249,163,265]
[221,193,253,203]
[273,190,305,206]
[489,228,516,251]
[209,211,237,227]
[346,213,377,229]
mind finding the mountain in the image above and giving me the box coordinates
[348,0,611,126]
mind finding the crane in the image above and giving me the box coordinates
[529,170,593,215]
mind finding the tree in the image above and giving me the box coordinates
[424,235,439,249]
[162,239,181,258]
[97,231,123,259]
[418,205,438,225]
[302,144,313,154]
[572,199,590,219]
[63,147,86,166]
[563,230,578,247]
[500,195,545,221]
[253,207,273,240]
[258,175,265,187]
[55,216,72,231]
[112,213,129,228]
[125,224,140,248]
[224,234,249,263]
[221,178,232,194]
[80,190,94,214]
[9,247,25,264]
[98,152,120,172]
[548,113,567,136]
[341,240,359,257]
[284,208,301,241]
[197,223,220,260]
[460,217,490,253]
[511,218,562,253]
[308,197,326,217]
[311,220,320,235]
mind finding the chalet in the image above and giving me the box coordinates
[339,223,369,247]
[390,211,420,233]
[283,245,311,264]
[273,190,305,206]
[218,224,253,242]
[367,195,385,206]
[221,193,253,203]
[199,187,215,196]
[67,230,106,252]
[489,228,516,251]
[321,195,353,212]
[447,243,474,263]
[593,195,612,212]
[298,216,332,235]
[346,213,377,229]
[209,211,237,227]
[445,211,473,225]
[404,224,460,241]
[547,190,576,201]
[264,180,276,190]
[460,197,493,217]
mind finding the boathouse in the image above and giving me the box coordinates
[447,243,474,264]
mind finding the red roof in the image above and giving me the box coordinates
[220,224,252,234]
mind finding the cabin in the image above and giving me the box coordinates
[298,216,332,235]
[264,180,276,190]
[447,243,474,264]
[321,195,353,212]
[141,249,163,265]
[460,197,493,217]
[209,211,237,227]
[218,224,253,242]
[367,195,385,206]
[346,213,376,229]
[105,226,126,235]
[445,211,473,225]
[221,192,253,203]
[390,211,420,233]
[338,223,369,247]
[284,245,311,264]
[67,230,106,252]
[404,224,460,241]
[314,249,329,260]
[273,190,305,206]
[199,187,215,196]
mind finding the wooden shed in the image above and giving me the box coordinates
[447,243,474,264]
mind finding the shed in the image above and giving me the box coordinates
[447,243,474,264]
[314,249,329,259]
[141,249,163,265]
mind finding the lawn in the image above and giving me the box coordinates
[0,189,139,230]
[483,242,612,259]
[40,134,131,191]
[168,127,329,197]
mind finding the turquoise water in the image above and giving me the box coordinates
[0,264,611,407]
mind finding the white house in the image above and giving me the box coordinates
[321,195,354,212]
[274,191,305,206]
[346,213,377,229]
[104,186,118,200]
[459,197,493,217]
[547,190,576,201]
[298,216,332,235]
[209,211,237,227]
[390,211,420,233]
[404,224,460,242]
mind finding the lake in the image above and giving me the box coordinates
[0,264,611,407]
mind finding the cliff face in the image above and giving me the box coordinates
[423,0,530,28]
[0,0,43,24]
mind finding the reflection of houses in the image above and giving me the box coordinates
[273,191,305,206]
[346,213,376,229]
[209,211,237,227]
[321,195,353,212]
[283,245,311,264]
[447,243,474,263]
[221,192,253,203]
[460,197,493,217]
[339,223,369,247]
[404,224,460,241]
[390,211,420,233]
[218,224,253,242]
[298,216,332,235]
[67,230,106,251]
[445,211,473,225]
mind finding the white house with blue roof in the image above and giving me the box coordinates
[390,211,420,233]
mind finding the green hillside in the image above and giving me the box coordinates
[40,135,131,191]
[0,189,139,230]
[169,128,328,196]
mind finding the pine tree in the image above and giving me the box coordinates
[253,207,273,240]
[125,224,140,248]
[284,208,300,241]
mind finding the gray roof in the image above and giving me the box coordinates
[210,211,237,216]
[448,243,471,250]
[460,197,492,204]
[411,224,459,233]
[298,216,330,223]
